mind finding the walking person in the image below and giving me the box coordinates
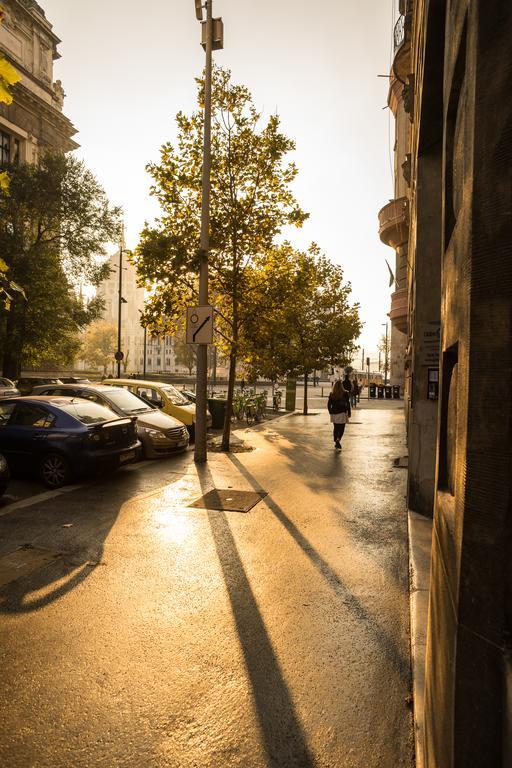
[328,379,351,451]
[351,379,359,409]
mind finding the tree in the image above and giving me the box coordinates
[135,67,308,449]
[174,328,197,375]
[0,151,122,377]
[378,330,391,382]
[82,321,117,375]
[0,4,22,305]
[243,245,361,414]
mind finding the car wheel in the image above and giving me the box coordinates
[39,453,70,489]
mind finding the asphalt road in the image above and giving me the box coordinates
[0,400,413,768]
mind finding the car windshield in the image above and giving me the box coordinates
[103,388,153,414]
[59,401,117,425]
[0,378,14,387]
[161,385,189,405]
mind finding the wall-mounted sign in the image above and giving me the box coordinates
[421,321,440,366]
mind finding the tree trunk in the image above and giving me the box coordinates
[303,371,309,415]
[221,350,237,451]
[2,299,25,379]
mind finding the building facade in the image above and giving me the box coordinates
[0,0,77,163]
[383,0,512,764]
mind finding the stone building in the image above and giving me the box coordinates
[384,0,512,765]
[0,0,77,162]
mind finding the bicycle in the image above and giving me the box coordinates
[273,389,282,411]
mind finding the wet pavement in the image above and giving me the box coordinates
[0,399,413,768]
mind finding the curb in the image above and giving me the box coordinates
[408,510,433,768]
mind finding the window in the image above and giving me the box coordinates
[136,387,163,407]
[0,130,10,166]
[13,138,20,165]
[157,358,161,367]
[59,401,115,425]
[0,402,16,425]
[166,358,171,367]
[10,403,56,428]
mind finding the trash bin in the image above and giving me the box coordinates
[393,385,400,399]
[369,383,376,398]
[377,385,384,399]
[207,398,227,429]
[385,385,392,399]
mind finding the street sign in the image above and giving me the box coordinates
[186,306,214,344]
[114,350,124,361]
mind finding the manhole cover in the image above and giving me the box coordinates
[189,489,267,513]
[0,545,60,588]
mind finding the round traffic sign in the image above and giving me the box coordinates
[115,350,124,361]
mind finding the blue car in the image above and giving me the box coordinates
[0,396,140,489]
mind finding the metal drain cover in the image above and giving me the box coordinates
[189,489,267,513]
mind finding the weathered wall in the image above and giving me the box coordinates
[424,1,512,765]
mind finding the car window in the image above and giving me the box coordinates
[136,387,163,407]
[9,403,56,428]
[79,391,103,404]
[0,378,14,387]
[58,401,117,425]
[161,385,189,405]
[0,402,16,425]
[102,388,152,414]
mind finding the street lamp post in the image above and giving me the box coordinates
[193,0,222,463]
[115,241,129,379]
[382,322,389,386]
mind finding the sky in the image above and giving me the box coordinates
[41,0,398,355]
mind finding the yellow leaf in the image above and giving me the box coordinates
[0,170,9,193]
[0,258,7,273]
[0,54,20,105]
[0,55,20,87]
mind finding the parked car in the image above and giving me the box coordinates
[103,379,211,438]
[0,452,10,496]
[32,384,189,458]
[181,388,197,403]
[60,377,91,384]
[0,396,140,488]
[0,377,20,400]
[16,377,63,396]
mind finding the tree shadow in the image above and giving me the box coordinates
[0,463,184,614]
[196,463,315,768]
[225,453,410,682]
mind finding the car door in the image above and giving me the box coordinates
[0,402,56,471]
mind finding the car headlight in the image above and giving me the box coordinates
[145,429,168,440]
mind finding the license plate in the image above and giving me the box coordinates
[119,450,135,464]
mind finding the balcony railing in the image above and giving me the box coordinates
[394,15,405,52]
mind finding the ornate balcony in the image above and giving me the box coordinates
[392,13,412,83]
[390,287,408,333]
[378,196,409,249]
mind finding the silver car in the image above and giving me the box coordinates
[0,377,20,399]
[33,384,189,459]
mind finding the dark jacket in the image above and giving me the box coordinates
[328,391,351,416]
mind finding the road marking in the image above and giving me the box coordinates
[0,483,84,517]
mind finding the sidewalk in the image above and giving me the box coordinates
[0,401,415,768]
[408,511,433,768]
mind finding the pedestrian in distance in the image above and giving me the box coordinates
[350,379,359,408]
[342,373,352,396]
[328,379,351,451]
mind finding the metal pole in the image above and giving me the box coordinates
[194,0,213,463]
[367,358,370,400]
[117,245,122,379]
[385,322,389,386]
[143,326,147,377]
[361,347,364,371]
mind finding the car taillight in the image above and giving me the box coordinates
[84,431,102,446]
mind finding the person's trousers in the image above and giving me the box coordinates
[333,423,345,442]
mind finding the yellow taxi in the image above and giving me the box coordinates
[103,379,211,438]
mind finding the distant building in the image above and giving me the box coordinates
[0,0,78,163]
